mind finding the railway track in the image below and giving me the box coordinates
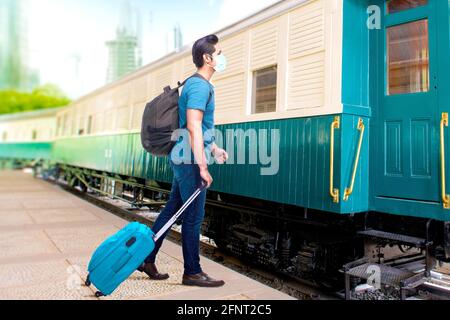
[44,175,339,300]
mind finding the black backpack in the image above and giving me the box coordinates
[140,73,212,156]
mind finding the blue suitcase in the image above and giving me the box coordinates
[85,184,205,297]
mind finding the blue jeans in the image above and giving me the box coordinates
[144,159,207,275]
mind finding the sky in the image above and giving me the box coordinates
[26,0,280,99]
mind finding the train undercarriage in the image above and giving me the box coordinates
[36,163,450,297]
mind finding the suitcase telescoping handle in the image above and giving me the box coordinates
[153,181,207,242]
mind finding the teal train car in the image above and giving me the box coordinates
[0,108,62,169]
[5,0,450,290]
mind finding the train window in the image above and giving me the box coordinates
[2,132,7,142]
[32,130,37,141]
[252,66,277,114]
[56,116,61,137]
[87,115,93,135]
[78,117,85,135]
[116,106,130,131]
[387,0,427,14]
[62,114,69,136]
[387,19,429,95]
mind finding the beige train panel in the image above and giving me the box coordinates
[113,83,132,132]
[151,65,174,97]
[64,111,72,137]
[288,0,325,60]
[214,73,246,113]
[103,91,115,111]
[116,105,131,131]
[214,107,245,124]
[173,59,185,85]
[54,0,343,137]
[131,75,149,106]
[104,109,116,133]
[76,101,89,134]
[92,112,105,134]
[89,93,116,134]
[77,117,85,134]
[71,107,78,136]
[250,17,279,70]
[287,51,325,110]
[0,116,56,143]
[56,114,61,136]
[324,0,342,114]
[132,103,145,130]
[94,93,106,111]
[73,103,87,136]
[182,55,197,80]
[55,115,61,137]
[214,32,248,81]
[146,73,155,102]
[59,112,69,137]
[113,83,131,109]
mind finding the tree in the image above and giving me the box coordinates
[0,84,71,115]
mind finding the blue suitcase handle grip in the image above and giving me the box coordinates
[200,180,208,191]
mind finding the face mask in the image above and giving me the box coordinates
[208,53,227,73]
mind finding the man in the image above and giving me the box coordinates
[138,34,229,287]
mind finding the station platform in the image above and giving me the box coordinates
[0,170,294,300]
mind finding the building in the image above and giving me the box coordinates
[105,28,139,83]
[0,0,38,91]
[105,0,142,83]
[165,23,184,54]
[173,22,183,52]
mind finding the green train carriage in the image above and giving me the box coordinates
[3,0,450,288]
[0,108,61,170]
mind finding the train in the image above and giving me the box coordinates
[0,107,61,170]
[1,0,450,291]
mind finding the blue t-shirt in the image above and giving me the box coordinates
[170,75,215,164]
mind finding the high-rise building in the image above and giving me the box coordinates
[173,23,183,52]
[165,22,184,55]
[105,29,139,83]
[105,0,142,83]
[0,0,38,91]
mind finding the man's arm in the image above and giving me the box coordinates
[186,109,213,187]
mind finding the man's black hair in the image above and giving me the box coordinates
[192,34,219,69]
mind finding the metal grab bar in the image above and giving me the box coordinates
[330,116,340,203]
[344,118,365,202]
[440,112,450,209]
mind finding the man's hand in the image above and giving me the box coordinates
[212,145,228,164]
[200,166,213,188]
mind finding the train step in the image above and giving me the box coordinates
[358,229,427,248]
[345,262,415,287]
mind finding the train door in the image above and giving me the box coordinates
[373,0,439,202]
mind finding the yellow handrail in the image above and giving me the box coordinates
[330,116,340,203]
[440,112,450,209]
[344,118,365,202]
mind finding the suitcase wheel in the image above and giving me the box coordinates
[85,275,91,287]
[95,291,105,298]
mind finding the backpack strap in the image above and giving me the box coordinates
[177,73,213,106]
